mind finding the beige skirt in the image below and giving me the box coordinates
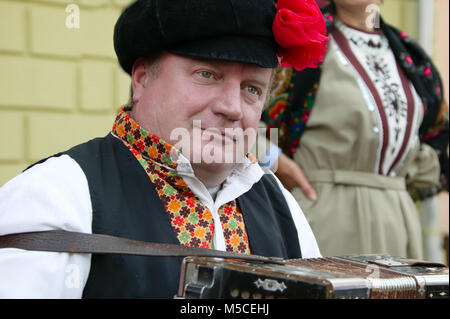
[291,169,423,259]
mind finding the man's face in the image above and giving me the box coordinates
[131,52,273,168]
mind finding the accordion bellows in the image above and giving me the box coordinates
[178,254,449,299]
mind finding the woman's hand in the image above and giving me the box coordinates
[274,152,318,201]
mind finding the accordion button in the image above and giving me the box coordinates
[230,288,239,298]
[241,290,250,299]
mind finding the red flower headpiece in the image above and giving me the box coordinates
[273,0,330,71]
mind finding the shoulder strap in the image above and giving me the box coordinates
[0,230,284,264]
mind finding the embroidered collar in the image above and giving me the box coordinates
[110,106,252,253]
[112,107,181,170]
[335,18,389,56]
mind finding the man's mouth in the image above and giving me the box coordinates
[200,127,239,143]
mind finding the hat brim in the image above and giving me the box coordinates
[167,35,279,69]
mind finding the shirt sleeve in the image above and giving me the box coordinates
[268,171,322,258]
[0,155,92,298]
[251,121,282,170]
[259,144,282,169]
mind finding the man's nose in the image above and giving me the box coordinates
[212,83,243,121]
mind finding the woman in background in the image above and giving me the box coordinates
[263,0,448,258]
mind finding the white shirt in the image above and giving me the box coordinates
[0,135,321,298]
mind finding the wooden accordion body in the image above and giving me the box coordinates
[177,254,449,299]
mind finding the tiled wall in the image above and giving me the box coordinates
[0,0,132,185]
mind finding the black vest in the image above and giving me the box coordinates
[50,134,301,298]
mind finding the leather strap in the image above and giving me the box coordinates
[0,230,285,264]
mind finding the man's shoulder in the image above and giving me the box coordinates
[24,134,112,173]
[64,133,116,158]
[7,134,117,195]
[237,167,287,205]
[11,154,87,192]
[253,168,284,194]
[0,154,91,222]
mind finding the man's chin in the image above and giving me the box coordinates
[189,148,248,170]
[185,142,248,164]
[191,160,237,172]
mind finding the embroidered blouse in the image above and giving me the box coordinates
[332,19,423,176]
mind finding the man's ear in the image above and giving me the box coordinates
[131,58,149,104]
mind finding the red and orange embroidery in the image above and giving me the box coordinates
[112,107,251,254]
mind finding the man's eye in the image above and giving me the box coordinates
[245,85,261,96]
[199,71,215,79]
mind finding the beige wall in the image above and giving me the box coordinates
[0,0,133,185]
[380,0,419,40]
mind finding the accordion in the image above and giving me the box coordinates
[177,254,449,299]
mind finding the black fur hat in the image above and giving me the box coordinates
[114,0,278,75]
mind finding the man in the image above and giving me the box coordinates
[0,0,324,298]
